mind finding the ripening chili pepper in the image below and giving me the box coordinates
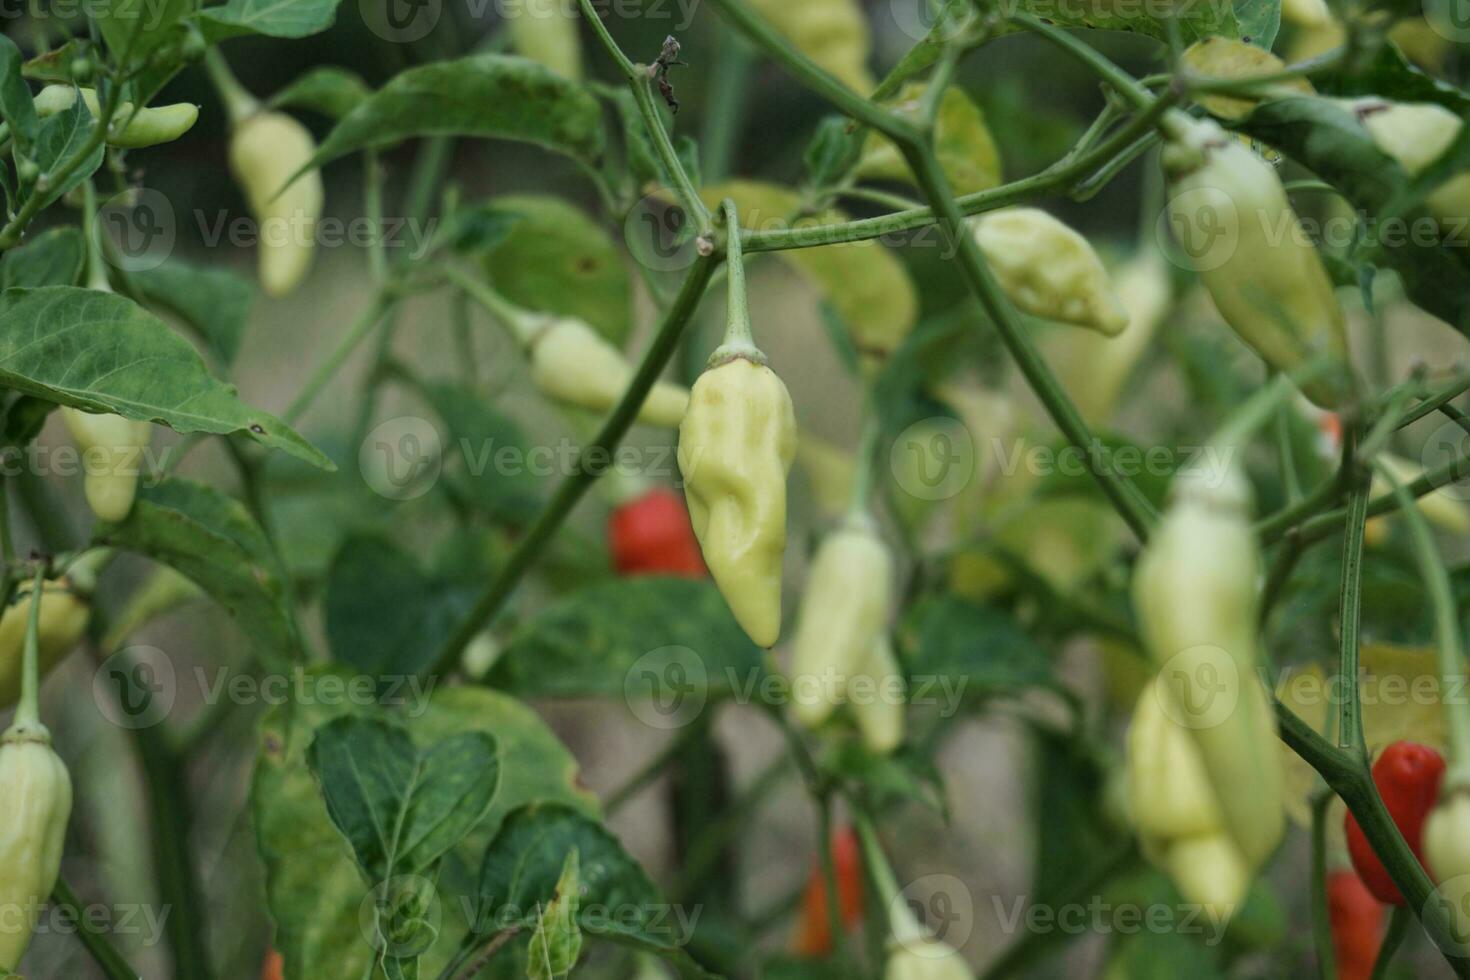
[61,408,153,523]
[1327,868,1384,980]
[884,937,973,980]
[1160,111,1352,408]
[1345,740,1446,905]
[1344,98,1470,225]
[609,488,706,578]
[261,948,284,980]
[793,826,863,956]
[32,85,199,148]
[229,109,324,297]
[677,345,796,648]
[0,721,72,971]
[529,316,690,428]
[506,0,582,79]
[0,577,91,709]
[970,208,1129,336]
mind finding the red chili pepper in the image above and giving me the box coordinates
[1327,869,1384,980]
[261,948,284,980]
[793,826,864,956]
[1344,740,1446,905]
[609,488,705,578]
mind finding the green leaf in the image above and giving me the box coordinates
[480,195,631,346]
[526,850,582,980]
[31,98,104,209]
[859,84,1002,196]
[129,260,253,366]
[0,35,38,148]
[871,0,972,102]
[197,0,343,41]
[287,55,605,189]
[802,115,864,190]
[489,578,765,702]
[253,679,598,980]
[21,40,90,85]
[0,286,330,467]
[269,65,372,119]
[905,596,1052,703]
[95,478,300,659]
[1312,43,1470,114]
[418,380,545,524]
[323,533,486,677]
[1235,95,1470,332]
[1007,0,1237,42]
[0,227,83,288]
[308,715,501,880]
[93,0,194,66]
[475,804,717,977]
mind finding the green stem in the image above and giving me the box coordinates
[1309,793,1335,980]
[604,722,707,814]
[896,139,1156,541]
[443,265,542,344]
[201,48,259,126]
[700,36,753,182]
[52,877,142,980]
[851,808,907,936]
[283,291,394,423]
[431,252,717,675]
[1336,449,1370,755]
[1370,906,1412,980]
[364,150,387,285]
[1288,445,1470,548]
[816,796,849,962]
[1011,14,1153,109]
[715,198,756,356]
[12,564,46,730]
[1378,462,1470,786]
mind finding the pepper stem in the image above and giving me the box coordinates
[202,49,260,128]
[709,198,765,366]
[442,265,546,346]
[847,406,880,520]
[853,807,926,945]
[12,564,48,732]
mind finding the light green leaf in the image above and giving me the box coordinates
[129,260,253,366]
[31,99,104,209]
[0,35,38,147]
[0,286,330,467]
[197,0,343,40]
[526,850,582,980]
[859,83,1002,196]
[268,65,372,119]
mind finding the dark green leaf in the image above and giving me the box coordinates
[197,0,343,41]
[0,227,84,288]
[489,578,765,703]
[308,715,501,879]
[323,533,485,677]
[253,678,597,980]
[22,40,91,85]
[480,194,631,345]
[1312,43,1470,114]
[129,260,253,366]
[0,35,38,148]
[268,65,372,119]
[286,55,605,189]
[31,98,105,209]
[95,478,300,659]
[904,596,1052,703]
[419,380,544,524]
[0,286,330,466]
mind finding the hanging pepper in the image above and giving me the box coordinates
[792,826,864,956]
[32,85,198,148]
[0,720,72,971]
[679,200,797,648]
[883,936,973,980]
[528,316,690,428]
[0,577,91,709]
[970,208,1129,335]
[506,0,583,79]
[1161,112,1352,408]
[1327,868,1385,980]
[1344,740,1445,904]
[850,634,905,754]
[1425,787,1470,943]
[1127,675,1252,915]
[608,487,706,578]
[61,408,153,523]
[229,109,324,297]
[790,514,893,730]
[1132,464,1285,869]
[1344,98,1470,224]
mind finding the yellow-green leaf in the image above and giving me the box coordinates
[1180,37,1314,121]
[746,0,873,92]
[859,83,1003,195]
